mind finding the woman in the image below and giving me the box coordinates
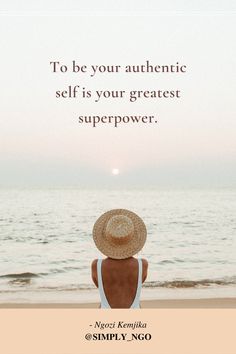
[91,209,148,308]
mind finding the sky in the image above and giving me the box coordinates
[0,8,236,188]
[1,1,236,13]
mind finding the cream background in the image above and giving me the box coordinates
[0,309,235,354]
[1,4,236,353]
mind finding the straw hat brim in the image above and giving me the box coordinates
[93,209,147,259]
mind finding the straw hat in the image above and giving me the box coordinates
[93,209,147,259]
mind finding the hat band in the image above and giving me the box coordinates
[106,231,133,245]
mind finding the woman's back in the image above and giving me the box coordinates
[92,257,148,308]
[92,209,148,308]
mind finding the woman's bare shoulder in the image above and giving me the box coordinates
[141,258,148,269]
[91,259,98,269]
[91,259,98,287]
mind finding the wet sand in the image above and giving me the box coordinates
[1,298,235,308]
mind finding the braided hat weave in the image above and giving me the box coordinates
[93,209,147,259]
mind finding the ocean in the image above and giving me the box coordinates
[0,188,235,303]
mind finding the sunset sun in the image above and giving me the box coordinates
[111,168,120,176]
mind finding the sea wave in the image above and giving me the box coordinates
[0,272,40,286]
[1,272,236,291]
[144,277,236,288]
[0,272,39,279]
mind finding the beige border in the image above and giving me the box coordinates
[0,309,235,354]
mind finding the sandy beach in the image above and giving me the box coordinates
[1,298,235,308]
